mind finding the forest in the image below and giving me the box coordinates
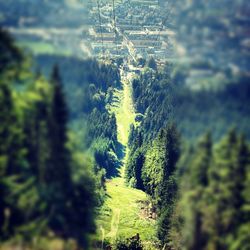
[0,28,122,249]
[1,8,250,249]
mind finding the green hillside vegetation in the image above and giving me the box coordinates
[95,61,158,249]
[18,41,72,56]
[96,178,157,246]
[1,21,250,250]
[0,28,101,249]
[126,63,250,249]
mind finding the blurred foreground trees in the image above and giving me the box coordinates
[169,129,250,250]
[0,28,99,248]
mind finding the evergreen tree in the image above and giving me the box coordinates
[126,147,145,189]
[0,30,100,248]
[0,28,22,74]
[43,65,73,233]
[230,134,250,250]
[142,124,180,202]
[0,81,25,239]
[206,130,239,248]
[156,124,180,244]
[147,57,157,71]
[0,81,14,238]
[126,130,144,189]
[181,133,213,250]
[190,132,212,187]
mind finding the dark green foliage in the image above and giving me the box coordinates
[129,62,250,248]
[169,130,250,250]
[155,125,180,244]
[0,81,25,239]
[173,78,250,142]
[131,69,173,142]
[93,138,120,178]
[0,28,22,74]
[125,147,145,189]
[35,55,121,178]
[114,234,143,250]
[0,31,100,248]
[131,68,250,144]
[128,63,250,248]
[126,124,180,246]
[126,130,145,189]
[142,124,180,202]
[190,132,212,188]
[147,57,157,71]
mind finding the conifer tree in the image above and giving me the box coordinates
[126,130,144,189]
[204,129,249,249]
[212,129,238,244]
[43,65,72,233]
[190,132,212,187]
[156,124,180,244]
[0,81,26,239]
[0,82,13,238]
[181,133,213,250]
[230,134,250,250]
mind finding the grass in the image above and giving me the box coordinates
[17,40,72,56]
[95,178,157,245]
[108,78,136,145]
[97,70,158,249]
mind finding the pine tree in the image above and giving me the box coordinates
[190,132,212,187]
[126,147,145,189]
[0,82,13,238]
[147,57,157,71]
[126,130,144,189]
[204,129,249,249]
[43,65,72,233]
[181,133,213,250]
[229,134,250,250]
[156,124,180,244]
[0,28,22,74]
[0,81,26,239]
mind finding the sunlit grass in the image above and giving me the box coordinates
[95,178,157,245]
[108,79,136,145]
[99,72,157,248]
[17,40,72,56]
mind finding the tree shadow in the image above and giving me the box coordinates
[116,142,126,162]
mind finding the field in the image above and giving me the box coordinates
[107,73,136,145]
[17,40,72,56]
[95,70,158,249]
[95,177,157,248]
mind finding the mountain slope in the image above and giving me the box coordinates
[95,68,157,248]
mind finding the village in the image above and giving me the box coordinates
[85,0,175,65]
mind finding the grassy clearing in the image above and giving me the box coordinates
[17,40,72,56]
[97,71,158,248]
[95,178,157,245]
[108,78,136,145]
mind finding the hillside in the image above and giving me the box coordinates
[1,1,250,250]
[95,67,158,248]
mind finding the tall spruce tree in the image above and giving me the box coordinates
[182,133,213,250]
[44,65,72,233]
[201,129,250,249]
[230,134,250,250]
[0,81,14,238]
[208,129,239,249]
[0,81,25,239]
[126,131,145,189]
[156,124,180,245]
